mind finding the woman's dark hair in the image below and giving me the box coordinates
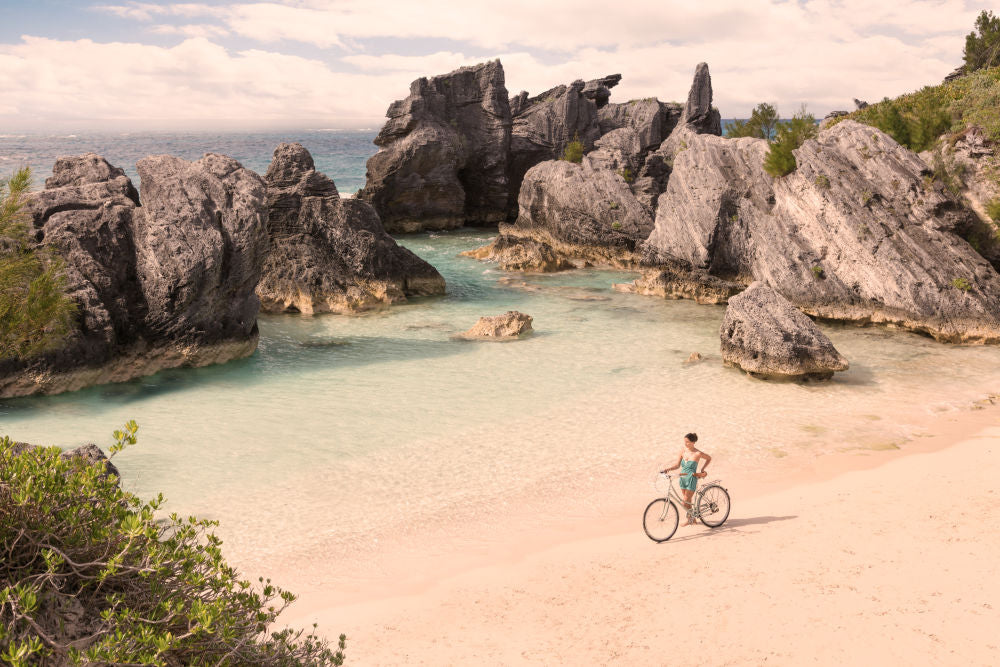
[685,433,698,443]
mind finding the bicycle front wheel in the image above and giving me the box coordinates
[643,498,679,542]
[697,485,731,528]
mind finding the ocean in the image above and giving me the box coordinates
[3,131,1000,597]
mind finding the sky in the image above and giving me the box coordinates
[0,0,996,131]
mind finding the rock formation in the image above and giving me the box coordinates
[358,60,512,232]
[720,283,849,380]
[464,160,654,271]
[258,143,445,314]
[0,153,268,398]
[641,120,1000,343]
[468,63,720,272]
[457,311,533,339]
[919,128,1000,270]
[11,441,120,482]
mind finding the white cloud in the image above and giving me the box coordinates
[5,0,988,129]
[151,23,230,39]
[0,36,411,130]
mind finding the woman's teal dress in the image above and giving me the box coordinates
[679,459,699,491]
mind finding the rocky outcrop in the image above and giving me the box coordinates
[507,73,622,214]
[614,265,743,304]
[258,143,445,314]
[919,129,1000,270]
[465,160,653,271]
[641,120,1000,343]
[358,60,512,232]
[10,441,121,482]
[720,283,849,380]
[457,311,533,339]
[0,153,268,399]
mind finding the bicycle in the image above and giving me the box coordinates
[642,473,731,542]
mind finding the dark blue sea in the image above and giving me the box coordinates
[0,130,378,194]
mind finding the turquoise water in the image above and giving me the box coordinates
[4,131,1000,593]
[3,229,1000,593]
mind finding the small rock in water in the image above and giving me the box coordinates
[685,352,703,364]
[458,311,533,340]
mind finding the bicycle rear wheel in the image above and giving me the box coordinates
[643,498,679,542]
[697,485,731,528]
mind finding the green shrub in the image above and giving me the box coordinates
[725,102,780,140]
[861,189,874,206]
[952,277,973,291]
[987,197,1000,221]
[617,166,634,183]
[561,135,584,163]
[811,265,825,279]
[0,423,346,666]
[611,221,622,231]
[763,108,818,177]
[834,65,1000,146]
[1,168,77,361]
[965,10,1000,73]
[814,174,831,189]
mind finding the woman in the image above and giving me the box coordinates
[661,432,712,526]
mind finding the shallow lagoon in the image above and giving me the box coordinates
[3,230,1000,588]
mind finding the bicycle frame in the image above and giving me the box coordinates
[656,474,726,521]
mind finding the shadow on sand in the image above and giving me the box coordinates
[660,514,797,544]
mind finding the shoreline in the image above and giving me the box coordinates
[282,398,1000,665]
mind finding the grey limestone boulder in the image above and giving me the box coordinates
[0,152,269,398]
[258,143,445,313]
[466,159,653,271]
[720,283,849,380]
[358,60,512,232]
[641,120,1000,343]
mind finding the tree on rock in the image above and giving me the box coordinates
[726,103,780,140]
[0,168,76,360]
[763,108,818,177]
[964,10,1000,73]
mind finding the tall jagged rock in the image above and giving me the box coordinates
[507,73,621,215]
[640,120,1000,343]
[680,62,723,136]
[259,143,445,314]
[0,153,269,399]
[134,153,268,344]
[358,60,512,232]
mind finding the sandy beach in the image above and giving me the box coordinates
[285,403,1000,666]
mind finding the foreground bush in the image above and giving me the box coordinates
[763,108,818,177]
[0,422,345,666]
[560,135,584,163]
[0,167,76,361]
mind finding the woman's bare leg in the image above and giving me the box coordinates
[680,489,695,525]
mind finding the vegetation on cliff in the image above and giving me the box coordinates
[0,422,345,666]
[964,10,1000,73]
[762,108,818,177]
[0,168,76,361]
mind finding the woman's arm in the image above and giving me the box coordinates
[661,453,683,474]
[697,451,712,477]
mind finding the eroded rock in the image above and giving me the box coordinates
[720,283,849,380]
[258,143,445,314]
[458,311,534,339]
[358,60,512,232]
[641,120,1000,343]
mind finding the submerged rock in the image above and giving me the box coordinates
[0,153,268,399]
[720,283,849,380]
[258,143,445,314]
[358,60,512,232]
[641,120,1000,343]
[458,311,534,339]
